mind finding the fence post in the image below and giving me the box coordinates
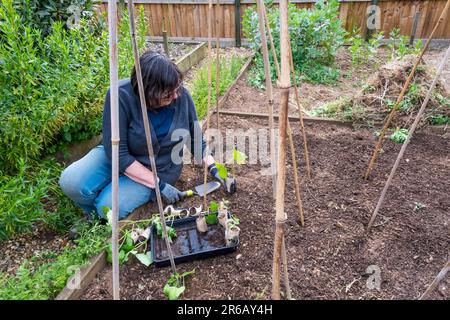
[235,0,241,47]
[410,12,421,46]
[365,0,379,40]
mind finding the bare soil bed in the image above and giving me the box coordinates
[81,91,449,299]
[224,46,449,121]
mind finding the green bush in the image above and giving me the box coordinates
[0,158,84,241]
[0,160,50,241]
[388,28,422,59]
[242,0,345,85]
[189,56,244,120]
[0,0,147,173]
[11,0,95,36]
[347,28,384,67]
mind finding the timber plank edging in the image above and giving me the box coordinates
[175,42,207,73]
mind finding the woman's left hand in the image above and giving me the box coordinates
[208,163,225,187]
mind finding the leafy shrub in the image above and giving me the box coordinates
[0,158,84,241]
[0,160,50,241]
[242,0,345,85]
[11,0,95,36]
[388,28,422,59]
[347,28,384,66]
[0,0,147,173]
[189,56,244,119]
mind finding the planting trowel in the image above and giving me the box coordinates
[180,181,221,198]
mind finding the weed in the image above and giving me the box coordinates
[389,128,409,143]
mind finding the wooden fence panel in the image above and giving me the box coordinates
[98,1,450,40]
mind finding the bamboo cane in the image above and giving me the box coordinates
[108,0,120,300]
[215,0,220,132]
[262,5,280,82]
[287,120,305,226]
[127,0,177,274]
[367,43,450,232]
[256,0,277,198]
[272,0,290,300]
[364,0,450,180]
[162,18,170,58]
[281,236,292,300]
[203,0,214,212]
[261,1,312,179]
[257,0,295,297]
[419,260,450,300]
[260,0,305,224]
[288,38,312,179]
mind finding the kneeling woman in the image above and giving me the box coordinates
[59,51,223,220]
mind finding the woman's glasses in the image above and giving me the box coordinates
[161,82,183,100]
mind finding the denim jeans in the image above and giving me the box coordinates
[59,145,155,220]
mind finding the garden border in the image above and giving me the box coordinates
[175,42,207,73]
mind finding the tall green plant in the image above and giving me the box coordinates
[0,160,50,241]
[0,0,148,173]
[189,56,244,119]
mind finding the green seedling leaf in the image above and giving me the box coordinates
[102,206,113,226]
[209,201,219,213]
[163,284,185,300]
[154,218,177,242]
[205,213,219,225]
[233,149,247,164]
[134,252,153,267]
[215,162,228,179]
[120,233,134,252]
[167,227,177,242]
[118,250,127,264]
[180,268,196,278]
[106,245,112,263]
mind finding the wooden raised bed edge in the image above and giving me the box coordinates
[201,53,255,130]
[175,42,207,74]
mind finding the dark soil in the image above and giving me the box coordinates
[0,223,72,274]
[225,47,392,116]
[224,46,449,125]
[81,105,450,300]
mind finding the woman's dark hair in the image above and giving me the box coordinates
[131,51,183,110]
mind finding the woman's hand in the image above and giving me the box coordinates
[208,163,225,187]
[159,181,183,204]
